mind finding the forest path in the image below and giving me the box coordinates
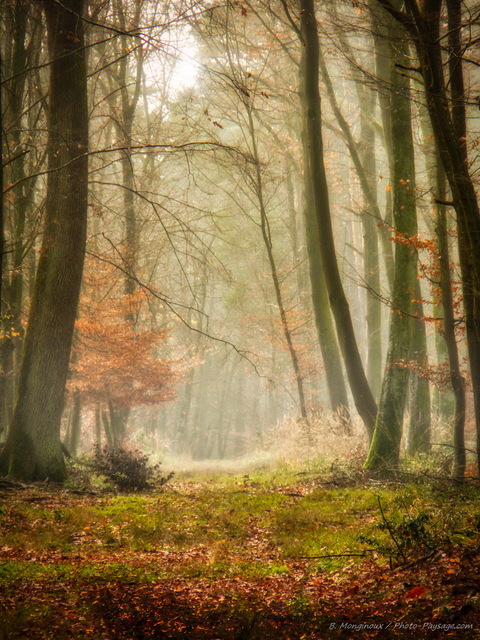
[0,473,479,638]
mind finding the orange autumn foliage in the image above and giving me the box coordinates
[68,274,176,408]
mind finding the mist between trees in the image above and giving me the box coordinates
[1,0,479,483]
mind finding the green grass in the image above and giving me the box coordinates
[1,465,479,584]
[1,465,480,640]
[0,560,164,584]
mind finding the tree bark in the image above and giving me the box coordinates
[302,149,351,430]
[0,0,88,482]
[435,161,466,479]
[299,0,377,436]
[65,392,82,456]
[379,0,480,474]
[365,21,418,471]
[0,46,4,442]
[357,84,383,401]
[420,116,455,423]
[255,115,351,421]
[0,2,31,437]
[407,283,431,456]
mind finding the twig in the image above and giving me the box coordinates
[377,495,407,564]
[290,552,373,559]
[161,483,180,494]
[396,549,440,570]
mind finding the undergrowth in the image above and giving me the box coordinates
[91,446,174,492]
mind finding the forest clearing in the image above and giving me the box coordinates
[1,458,479,639]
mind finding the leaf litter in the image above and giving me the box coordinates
[0,473,479,638]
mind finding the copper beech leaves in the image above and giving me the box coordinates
[68,263,177,409]
[69,316,176,408]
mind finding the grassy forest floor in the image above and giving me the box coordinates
[0,461,479,639]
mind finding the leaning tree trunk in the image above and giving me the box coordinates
[0,0,88,482]
[299,0,377,437]
[257,116,351,423]
[303,165,351,430]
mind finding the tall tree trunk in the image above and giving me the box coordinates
[422,0,480,474]
[0,47,5,443]
[317,40,394,295]
[299,0,377,436]
[358,85,383,401]
[435,160,466,479]
[365,21,418,471]
[256,115,350,421]
[0,0,88,482]
[303,156,351,430]
[407,283,431,456]
[379,0,480,475]
[65,392,82,456]
[371,1,395,273]
[111,0,143,305]
[0,2,30,437]
[420,116,455,422]
[106,2,144,438]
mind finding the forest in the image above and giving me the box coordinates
[1,0,480,638]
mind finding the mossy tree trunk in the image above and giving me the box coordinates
[407,284,431,456]
[420,117,455,423]
[365,20,417,472]
[0,46,4,443]
[379,0,480,476]
[434,159,466,479]
[0,0,88,482]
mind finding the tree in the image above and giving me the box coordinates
[436,170,466,479]
[0,0,88,482]
[376,0,480,472]
[297,0,378,436]
[244,99,309,422]
[0,1,46,435]
[315,26,386,400]
[365,7,419,471]
[69,289,176,448]
[302,158,351,427]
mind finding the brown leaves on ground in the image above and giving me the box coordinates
[0,481,479,639]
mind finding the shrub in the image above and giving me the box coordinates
[357,499,451,567]
[92,446,173,492]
